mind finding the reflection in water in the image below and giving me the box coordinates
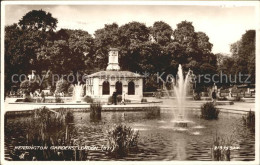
[176,138,187,160]
[4,110,255,161]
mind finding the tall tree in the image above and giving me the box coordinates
[230,30,255,83]
[151,21,173,46]
[196,32,213,55]
[173,21,198,56]
[18,9,58,32]
[118,21,150,71]
[94,23,119,69]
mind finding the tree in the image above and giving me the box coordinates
[94,23,120,69]
[68,30,95,75]
[230,30,255,84]
[118,21,150,71]
[5,24,31,94]
[5,10,58,83]
[20,80,39,93]
[55,79,69,93]
[151,21,173,46]
[138,41,164,73]
[37,29,95,78]
[173,21,198,56]
[18,9,58,32]
[196,32,213,55]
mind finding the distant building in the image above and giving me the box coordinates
[86,48,143,99]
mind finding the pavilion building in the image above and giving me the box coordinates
[86,48,143,100]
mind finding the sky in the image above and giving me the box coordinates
[4,4,257,54]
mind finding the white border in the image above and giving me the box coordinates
[1,1,259,165]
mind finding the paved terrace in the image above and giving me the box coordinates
[3,97,255,114]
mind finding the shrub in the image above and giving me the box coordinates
[234,95,243,102]
[55,79,69,93]
[125,99,131,103]
[141,98,147,102]
[108,95,122,104]
[90,102,102,121]
[65,111,74,124]
[35,98,42,103]
[117,95,122,102]
[20,80,39,93]
[55,96,63,103]
[82,84,86,96]
[24,97,33,102]
[218,96,227,101]
[40,91,45,98]
[242,110,255,132]
[193,93,201,100]
[67,84,74,95]
[90,102,102,114]
[211,133,233,161]
[154,91,162,99]
[201,102,220,120]
[83,96,93,103]
[107,124,139,157]
[10,107,86,160]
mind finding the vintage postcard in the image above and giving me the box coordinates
[1,1,259,165]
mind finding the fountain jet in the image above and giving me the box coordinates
[72,82,83,103]
[172,64,191,123]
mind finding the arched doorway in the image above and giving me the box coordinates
[128,81,135,95]
[115,81,122,95]
[102,81,110,95]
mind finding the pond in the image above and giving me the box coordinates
[4,109,255,161]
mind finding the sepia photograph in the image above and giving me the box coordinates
[1,1,259,164]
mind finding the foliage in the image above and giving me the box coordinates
[106,124,139,157]
[20,80,39,93]
[242,110,255,132]
[8,107,86,160]
[201,102,220,120]
[234,95,242,102]
[18,9,57,31]
[55,79,69,93]
[218,30,255,85]
[23,97,33,102]
[107,95,122,104]
[107,95,123,104]
[151,21,173,46]
[5,9,221,94]
[117,95,122,103]
[90,102,102,121]
[83,95,93,103]
[141,98,147,102]
[211,133,234,161]
[90,102,102,113]
[154,91,162,99]
[193,93,201,100]
[94,23,119,69]
[55,95,63,103]
[218,96,228,101]
[67,84,74,94]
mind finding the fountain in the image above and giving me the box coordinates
[72,83,84,103]
[171,64,191,127]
